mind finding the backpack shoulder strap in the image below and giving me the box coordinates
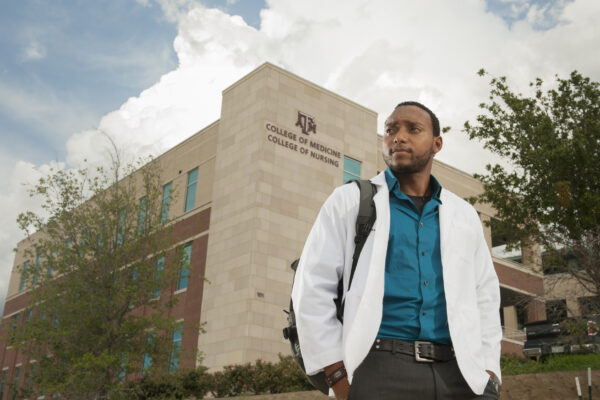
[337,179,377,321]
[348,179,377,291]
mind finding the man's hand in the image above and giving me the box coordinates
[324,361,350,400]
[485,370,496,381]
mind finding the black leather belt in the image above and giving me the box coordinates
[371,338,455,362]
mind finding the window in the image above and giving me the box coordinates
[169,323,183,373]
[119,358,127,381]
[0,369,7,399]
[184,168,198,212]
[9,314,19,344]
[26,363,35,394]
[177,244,192,291]
[19,262,28,291]
[142,334,154,374]
[10,366,20,400]
[154,256,164,298]
[343,156,361,183]
[161,182,172,223]
[117,209,126,245]
[33,255,41,285]
[48,251,55,276]
[129,267,138,309]
[137,196,148,235]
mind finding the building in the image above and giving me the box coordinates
[0,62,550,395]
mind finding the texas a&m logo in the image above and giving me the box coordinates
[295,111,317,135]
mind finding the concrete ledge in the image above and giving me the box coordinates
[211,370,600,400]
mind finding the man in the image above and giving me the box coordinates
[291,102,501,399]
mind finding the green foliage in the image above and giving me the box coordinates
[12,155,184,399]
[128,367,211,399]
[501,353,600,376]
[207,355,313,397]
[123,355,312,398]
[464,70,600,295]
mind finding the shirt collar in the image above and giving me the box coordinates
[384,167,443,203]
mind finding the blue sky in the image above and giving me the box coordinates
[0,0,597,313]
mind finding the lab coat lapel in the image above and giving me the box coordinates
[344,172,389,376]
[439,190,455,266]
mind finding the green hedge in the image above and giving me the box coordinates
[128,354,313,399]
[501,353,600,376]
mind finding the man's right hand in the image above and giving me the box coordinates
[324,361,351,400]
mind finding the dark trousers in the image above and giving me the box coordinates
[348,350,499,399]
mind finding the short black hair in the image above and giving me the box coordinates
[395,101,440,137]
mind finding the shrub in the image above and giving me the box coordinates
[128,367,210,399]
[128,355,313,398]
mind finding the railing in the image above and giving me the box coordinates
[503,326,525,342]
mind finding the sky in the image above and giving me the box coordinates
[1,0,599,313]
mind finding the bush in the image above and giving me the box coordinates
[208,370,232,398]
[128,355,313,398]
[128,367,210,399]
[270,354,313,393]
[247,359,276,395]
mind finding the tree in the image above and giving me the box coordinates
[464,70,600,309]
[14,153,185,399]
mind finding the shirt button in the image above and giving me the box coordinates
[424,281,429,286]
[420,222,424,227]
[421,251,425,256]
[422,311,427,316]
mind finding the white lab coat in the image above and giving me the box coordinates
[291,171,502,395]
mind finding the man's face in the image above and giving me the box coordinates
[381,105,443,175]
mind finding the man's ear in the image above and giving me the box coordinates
[433,135,443,155]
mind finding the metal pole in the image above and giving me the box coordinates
[588,368,592,400]
[577,377,583,400]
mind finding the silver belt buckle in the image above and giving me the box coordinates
[414,341,434,363]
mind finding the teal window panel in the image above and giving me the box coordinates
[19,261,28,291]
[142,334,154,374]
[177,244,192,291]
[0,369,7,399]
[161,182,172,223]
[343,156,361,183]
[9,314,18,344]
[48,251,55,276]
[137,196,148,235]
[154,256,164,298]
[184,168,198,212]
[33,255,40,285]
[169,323,183,373]
[117,209,126,245]
[10,366,20,400]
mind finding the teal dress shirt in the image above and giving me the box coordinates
[377,168,451,344]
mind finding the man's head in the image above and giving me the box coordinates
[381,101,443,176]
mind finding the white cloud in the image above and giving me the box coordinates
[19,40,46,62]
[1,0,600,310]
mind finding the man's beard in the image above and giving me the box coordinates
[387,147,435,175]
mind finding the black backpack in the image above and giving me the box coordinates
[282,180,377,394]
